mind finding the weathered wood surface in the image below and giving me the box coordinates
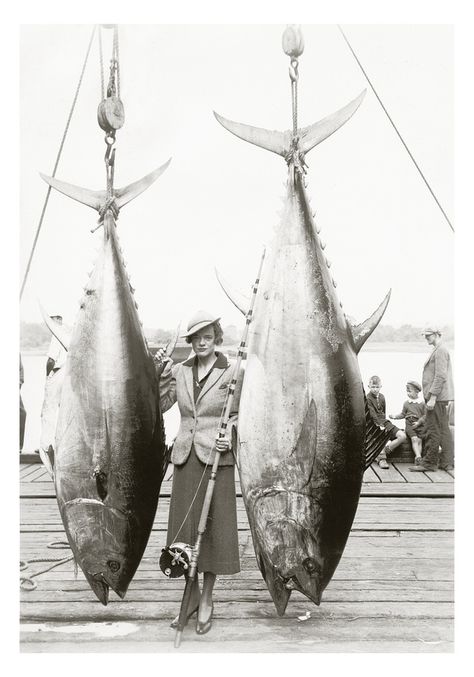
[20,463,454,653]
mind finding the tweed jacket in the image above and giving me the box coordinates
[159,352,242,467]
[422,342,454,402]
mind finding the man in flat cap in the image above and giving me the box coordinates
[409,326,454,472]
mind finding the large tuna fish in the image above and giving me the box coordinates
[215,93,390,614]
[41,162,170,604]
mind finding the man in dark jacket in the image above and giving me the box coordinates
[409,326,454,472]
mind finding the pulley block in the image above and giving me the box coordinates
[97,96,125,133]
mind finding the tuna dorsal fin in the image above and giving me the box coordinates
[214,91,366,157]
[351,290,391,353]
[215,268,249,315]
[166,324,181,358]
[40,158,171,213]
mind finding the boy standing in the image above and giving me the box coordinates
[366,375,407,469]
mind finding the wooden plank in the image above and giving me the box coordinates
[19,600,454,622]
[21,480,454,499]
[370,462,406,483]
[20,579,454,603]
[363,465,380,483]
[425,469,456,484]
[395,463,433,483]
[20,464,42,480]
[19,618,454,653]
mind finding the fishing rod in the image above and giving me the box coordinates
[168,248,265,649]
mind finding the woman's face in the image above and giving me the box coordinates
[191,325,216,359]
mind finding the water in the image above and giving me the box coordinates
[20,348,438,453]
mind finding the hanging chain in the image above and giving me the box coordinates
[289,57,299,137]
[282,25,307,179]
[95,24,124,227]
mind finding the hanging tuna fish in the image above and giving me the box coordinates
[40,26,172,604]
[215,25,390,614]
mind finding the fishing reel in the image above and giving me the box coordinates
[159,542,193,578]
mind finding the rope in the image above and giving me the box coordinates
[337,24,454,234]
[20,25,98,301]
[99,27,104,98]
[20,541,74,591]
[114,25,120,98]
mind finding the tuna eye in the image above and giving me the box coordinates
[107,560,120,572]
[302,557,318,574]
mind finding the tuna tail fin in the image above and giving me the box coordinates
[351,290,391,354]
[213,90,366,157]
[215,268,249,315]
[40,158,171,213]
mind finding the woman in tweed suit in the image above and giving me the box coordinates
[156,310,242,634]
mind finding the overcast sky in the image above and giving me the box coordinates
[19,23,454,332]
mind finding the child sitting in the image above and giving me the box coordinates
[389,380,426,465]
[366,375,407,469]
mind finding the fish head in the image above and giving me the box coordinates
[253,489,324,613]
[62,498,138,604]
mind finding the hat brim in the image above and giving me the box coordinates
[180,318,221,338]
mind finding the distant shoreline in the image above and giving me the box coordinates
[20,340,454,358]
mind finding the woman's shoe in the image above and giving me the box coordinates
[196,603,214,635]
[170,602,199,629]
[415,457,423,465]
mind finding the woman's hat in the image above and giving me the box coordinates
[406,380,422,392]
[181,310,221,338]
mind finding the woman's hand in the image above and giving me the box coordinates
[153,348,171,376]
[215,436,231,454]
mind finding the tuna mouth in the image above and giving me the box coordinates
[257,551,323,616]
[84,570,129,605]
[86,573,110,605]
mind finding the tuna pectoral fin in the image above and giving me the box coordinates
[38,299,69,351]
[364,395,395,469]
[215,268,249,316]
[214,91,365,157]
[351,290,391,353]
[258,552,291,616]
[40,158,171,212]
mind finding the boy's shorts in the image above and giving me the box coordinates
[384,420,401,440]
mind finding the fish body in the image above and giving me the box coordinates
[215,95,389,614]
[42,162,170,604]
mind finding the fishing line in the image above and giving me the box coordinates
[20,25,98,301]
[337,25,454,234]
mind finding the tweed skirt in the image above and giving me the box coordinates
[167,445,240,575]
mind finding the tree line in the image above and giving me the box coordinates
[20,321,453,351]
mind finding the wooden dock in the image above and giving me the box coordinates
[20,462,454,653]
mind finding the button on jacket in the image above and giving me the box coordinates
[159,352,242,467]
